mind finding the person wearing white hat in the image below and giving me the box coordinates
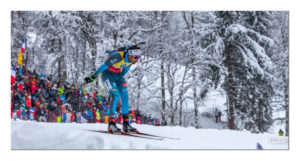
[85,46,142,133]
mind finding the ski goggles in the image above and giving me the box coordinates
[128,49,142,56]
[133,55,141,59]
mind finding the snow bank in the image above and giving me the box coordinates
[11,120,288,150]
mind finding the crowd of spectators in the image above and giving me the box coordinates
[11,63,161,126]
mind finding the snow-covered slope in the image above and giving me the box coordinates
[11,120,288,150]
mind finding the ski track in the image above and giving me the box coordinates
[11,120,288,150]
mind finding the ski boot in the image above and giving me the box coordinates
[122,114,138,133]
[108,117,121,133]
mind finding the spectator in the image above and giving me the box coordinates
[148,114,152,125]
[10,64,163,128]
[279,129,284,136]
[217,110,222,123]
[96,109,101,123]
[47,102,55,122]
[36,105,46,122]
[25,96,32,109]
[214,108,219,123]
[87,108,94,123]
[17,80,24,92]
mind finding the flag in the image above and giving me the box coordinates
[62,113,67,123]
[81,112,88,123]
[21,39,26,53]
[29,107,35,120]
[17,40,26,66]
[17,51,23,66]
[11,66,16,85]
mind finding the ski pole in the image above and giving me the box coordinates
[64,83,87,94]
[63,85,80,94]
[96,87,107,96]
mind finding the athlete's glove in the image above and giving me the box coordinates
[84,75,96,84]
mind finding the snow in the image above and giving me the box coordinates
[225,24,248,35]
[199,89,227,113]
[11,120,288,150]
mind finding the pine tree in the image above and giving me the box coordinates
[214,11,275,132]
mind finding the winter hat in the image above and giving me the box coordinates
[58,88,64,95]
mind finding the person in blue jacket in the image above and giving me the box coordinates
[85,46,142,133]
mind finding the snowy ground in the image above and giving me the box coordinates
[11,120,288,150]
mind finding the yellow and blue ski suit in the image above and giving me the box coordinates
[93,51,132,116]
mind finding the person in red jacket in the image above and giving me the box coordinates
[93,92,97,100]
[25,96,32,108]
[18,81,24,92]
[92,107,97,123]
[31,79,37,94]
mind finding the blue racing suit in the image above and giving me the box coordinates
[93,51,132,116]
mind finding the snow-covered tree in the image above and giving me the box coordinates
[214,11,275,132]
[268,11,289,136]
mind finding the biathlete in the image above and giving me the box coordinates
[85,46,142,133]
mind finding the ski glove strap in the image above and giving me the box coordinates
[84,75,96,84]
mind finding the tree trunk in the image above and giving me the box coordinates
[258,100,263,132]
[82,41,86,76]
[170,113,175,125]
[58,57,62,82]
[24,40,28,67]
[169,83,174,125]
[179,100,183,126]
[137,78,141,111]
[183,11,199,129]
[90,39,97,87]
[161,59,166,123]
[225,45,235,130]
[31,48,35,69]
[158,23,166,124]
[179,65,189,126]
[283,72,289,136]
[75,41,79,84]
[192,66,199,129]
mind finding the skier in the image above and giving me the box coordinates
[84,45,142,133]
